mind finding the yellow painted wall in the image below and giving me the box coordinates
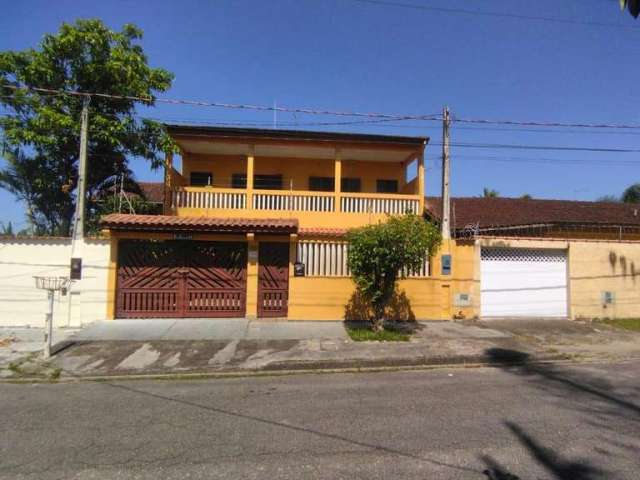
[569,241,640,320]
[287,239,477,321]
[182,154,406,193]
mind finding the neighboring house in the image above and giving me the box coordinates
[425,197,640,320]
[100,126,439,320]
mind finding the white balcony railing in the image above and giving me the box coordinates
[340,195,420,214]
[171,188,420,215]
[172,189,246,209]
[253,191,334,212]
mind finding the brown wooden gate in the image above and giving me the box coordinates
[116,240,247,318]
[257,242,290,318]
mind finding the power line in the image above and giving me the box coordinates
[347,0,636,29]
[452,115,640,130]
[0,84,441,122]
[5,84,640,131]
[431,141,640,153]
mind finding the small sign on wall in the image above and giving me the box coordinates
[70,257,82,280]
[248,249,258,262]
[294,262,305,277]
[174,233,192,240]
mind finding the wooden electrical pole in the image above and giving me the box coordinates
[441,106,451,240]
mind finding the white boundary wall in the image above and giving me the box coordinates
[0,237,110,328]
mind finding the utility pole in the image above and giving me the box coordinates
[73,95,90,242]
[67,95,89,326]
[441,106,451,240]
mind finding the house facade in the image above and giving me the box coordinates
[97,126,640,324]
[101,126,475,321]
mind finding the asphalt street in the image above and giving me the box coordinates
[1,360,639,479]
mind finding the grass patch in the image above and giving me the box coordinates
[346,326,411,342]
[600,318,640,332]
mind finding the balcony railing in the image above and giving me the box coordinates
[172,188,246,210]
[340,194,420,214]
[171,187,420,215]
[253,190,334,212]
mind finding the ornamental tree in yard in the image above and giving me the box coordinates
[347,214,441,331]
[0,19,174,235]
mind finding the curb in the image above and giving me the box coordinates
[1,352,609,384]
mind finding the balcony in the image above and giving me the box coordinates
[163,124,428,228]
[169,187,422,228]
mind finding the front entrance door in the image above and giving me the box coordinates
[257,242,290,318]
[116,240,247,318]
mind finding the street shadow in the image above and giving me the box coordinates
[482,347,640,479]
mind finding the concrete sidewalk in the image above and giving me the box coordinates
[2,319,640,380]
[71,319,350,341]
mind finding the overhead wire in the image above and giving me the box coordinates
[346,0,637,29]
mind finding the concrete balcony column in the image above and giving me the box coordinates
[246,145,255,210]
[334,148,342,213]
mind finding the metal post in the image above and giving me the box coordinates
[44,290,54,359]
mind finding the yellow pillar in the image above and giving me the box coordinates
[163,151,173,214]
[246,146,255,210]
[105,233,118,320]
[245,233,258,319]
[417,151,425,213]
[334,148,342,212]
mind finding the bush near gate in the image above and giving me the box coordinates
[346,214,441,332]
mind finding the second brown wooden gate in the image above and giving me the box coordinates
[257,242,290,318]
[116,240,247,318]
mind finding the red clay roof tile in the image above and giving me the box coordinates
[425,196,640,230]
[101,214,298,233]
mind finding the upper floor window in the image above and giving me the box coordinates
[341,177,361,193]
[376,179,398,193]
[231,173,247,189]
[309,176,335,192]
[254,174,283,190]
[190,171,212,187]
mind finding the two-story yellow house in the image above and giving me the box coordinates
[101,125,472,321]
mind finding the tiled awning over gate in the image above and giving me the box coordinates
[101,214,298,234]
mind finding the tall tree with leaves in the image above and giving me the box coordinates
[0,19,173,235]
[622,183,640,203]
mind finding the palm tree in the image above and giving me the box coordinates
[483,187,499,198]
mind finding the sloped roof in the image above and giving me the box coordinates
[101,214,297,233]
[425,197,640,230]
[138,182,164,203]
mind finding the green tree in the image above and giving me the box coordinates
[483,187,499,198]
[520,194,532,200]
[620,0,640,18]
[0,19,173,235]
[0,221,14,236]
[622,183,640,203]
[347,215,441,331]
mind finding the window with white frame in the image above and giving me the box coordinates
[296,240,429,278]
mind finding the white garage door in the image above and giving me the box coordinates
[481,248,568,318]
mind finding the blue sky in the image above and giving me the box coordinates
[2,0,640,228]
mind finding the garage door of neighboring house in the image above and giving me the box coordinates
[116,240,247,318]
[480,248,568,318]
[258,242,290,318]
